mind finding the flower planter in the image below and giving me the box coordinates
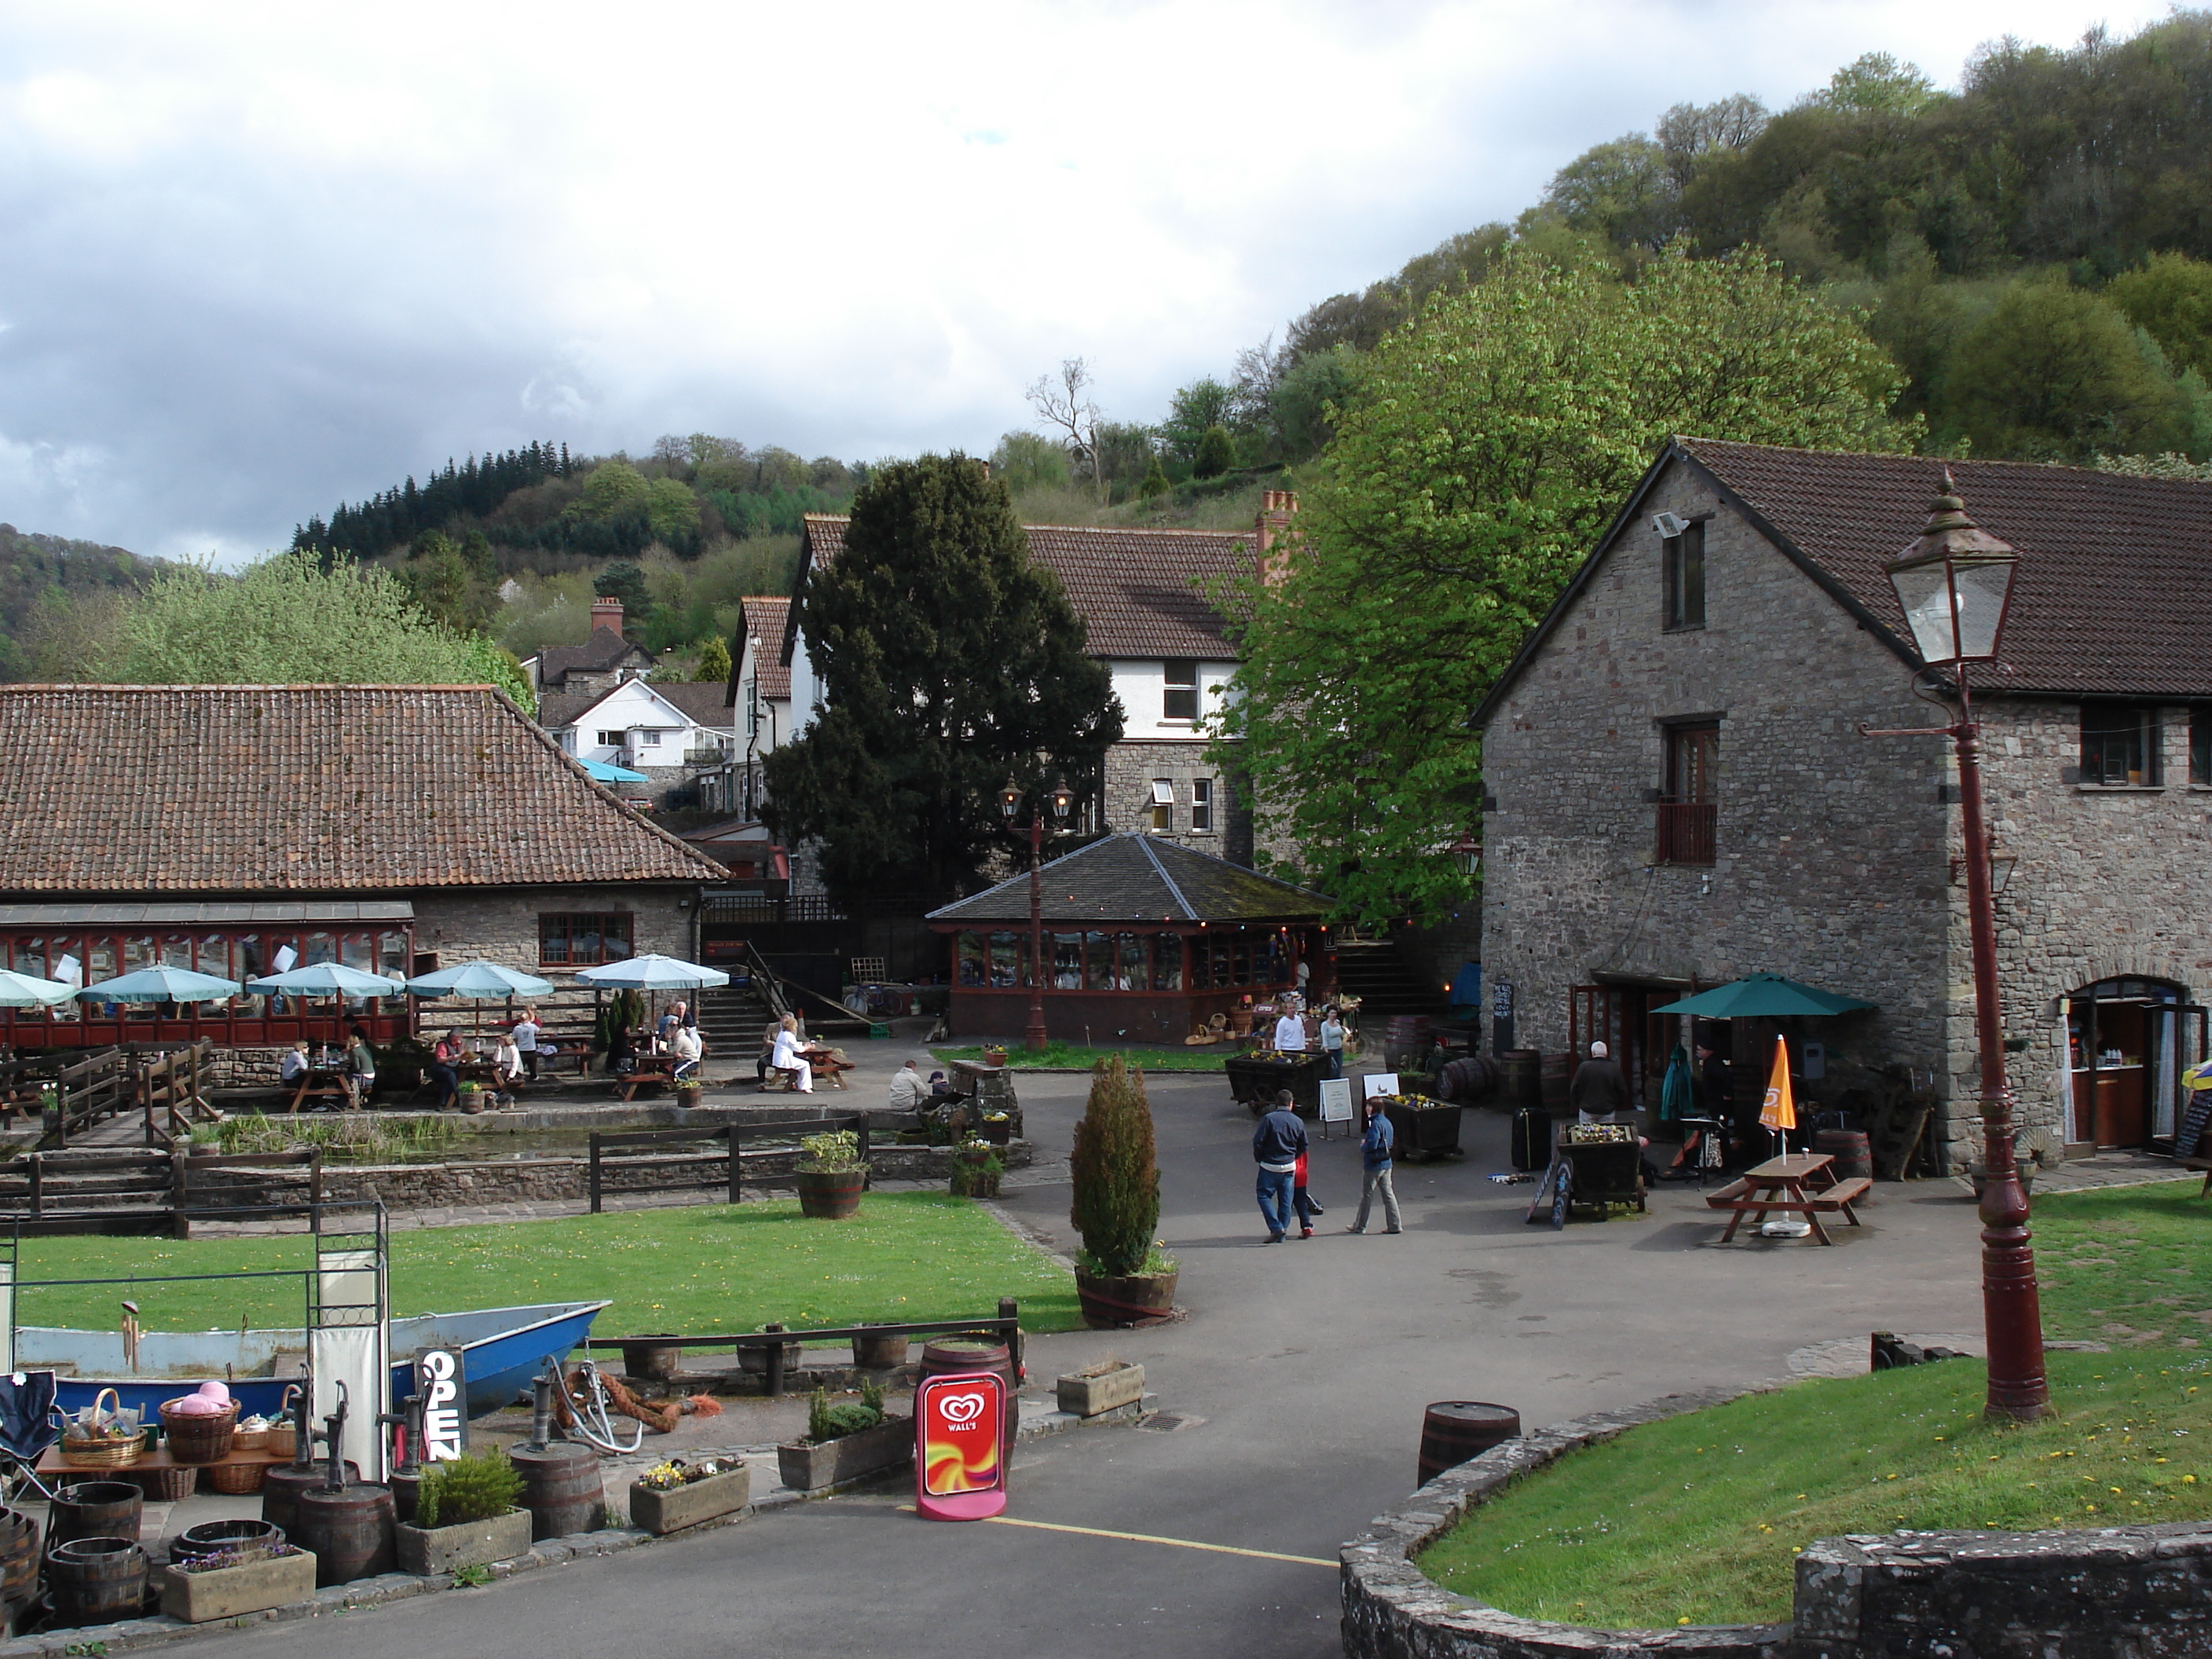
[674,1084,703,1110]
[159,1550,318,1624]
[627,1467,751,1536]
[796,1168,864,1219]
[618,1335,686,1380]
[1057,1360,1145,1418]
[394,1507,533,1577]
[979,1116,1012,1147]
[1074,1267,1178,1330]
[775,1416,913,1492]
[851,1327,910,1368]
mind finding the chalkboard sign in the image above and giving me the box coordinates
[2178,1068,2212,1161]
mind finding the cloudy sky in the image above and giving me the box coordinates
[0,0,2174,563]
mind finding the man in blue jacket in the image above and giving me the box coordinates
[1349,1093,1402,1234]
[1251,1090,1307,1243]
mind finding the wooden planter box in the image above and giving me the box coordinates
[1224,1053,1324,1117]
[775,1416,913,1492]
[627,1466,751,1536]
[159,1550,318,1623]
[394,1507,533,1577]
[1057,1360,1145,1418]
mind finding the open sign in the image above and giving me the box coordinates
[417,1350,466,1462]
[914,1371,1006,1521]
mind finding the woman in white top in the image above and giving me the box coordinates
[671,1023,704,1080]
[770,1015,813,1093]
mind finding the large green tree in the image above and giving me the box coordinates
[1209,244,1913,921]
[761,455,1122,910]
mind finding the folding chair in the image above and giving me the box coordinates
[0,1371,66,1503]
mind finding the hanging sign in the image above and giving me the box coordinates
[417,1350,467,1461]
[914,1370,1007,1520]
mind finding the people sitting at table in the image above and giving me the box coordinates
[768,1015,812,1093]
[670,1021,704,1081]
[756,1024,778,1085]
[511,1007,543,1079]
[928,1069,964,1104]
[800,1037,852,1090]
[280,1041,310,1090]
[341,1025,376,1110]
[430,1030,466,1110]
[490,1032,523,1091]
[607,1021,638,1075]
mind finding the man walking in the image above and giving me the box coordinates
[1251,1089,1306,1243]
[1348,1093,1401,1234]
[1570,1040,1629,1124]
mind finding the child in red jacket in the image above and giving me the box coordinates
[1291,1148,1324,1239]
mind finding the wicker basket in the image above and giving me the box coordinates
[202,1461,266,1496]
[58,1388,145,1469]
[132,1465,199,1501]
[158,1398,240,1465]
[230,1426,272,1453]
[262,1423,298,1461]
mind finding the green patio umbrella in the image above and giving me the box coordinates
[1648,974,1874,1019]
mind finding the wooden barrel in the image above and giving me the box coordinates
[167,1518,285,1569]
[509,1443,604,1541]
[46,1481,141,1551]
[44,1536,148,1628]
[291,1484,395,1586]
[1417,1402,1522,1489]
[1540,1053,1572,1115]
[1814,1129,1873,1183]
[797,1170,865,1219]
[0,1509,38,1610]
[851,1327,910,1368]
[1500,1049,1543,1111]
[921,1337,1016,1467]
[262,1461,359,1534]
[390,1470,422,1527]
[618,1335,684,1380]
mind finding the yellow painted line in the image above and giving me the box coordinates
[978,1514,1336,1567]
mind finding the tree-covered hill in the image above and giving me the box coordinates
[0,524,168,682]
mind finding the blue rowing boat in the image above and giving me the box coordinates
[24,1300,610,1423]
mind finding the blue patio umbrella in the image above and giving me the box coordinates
[405,961,556,999]
[580,758,650,784]
[247,963,405,998]
[76,966,243,1003]
[0,969,75,1009]
[573,954,729,991]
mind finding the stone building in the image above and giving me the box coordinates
[518,596,656,699]
[1474,438,2212,1169]
[0,684,725,1059]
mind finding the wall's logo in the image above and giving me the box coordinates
[419,1350,465,1462]
[916,1371,1006,1517]
[938,1392,986,1426]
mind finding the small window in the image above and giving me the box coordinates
[2192,710,2210,786]
[1657,721,1719,865]
[639,729,661,746]
[1163,661,1199,722]
[539,913,634,966]
[2082,705,2159,787]
[1150,778,1174,833]
[1191,778,1214,833]
[595,730,623,748]
[1664,521,1706,631]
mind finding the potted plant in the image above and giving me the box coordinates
[795,1129,866,1219]
[160,1541,317,1624]
[850,1323,909,1368]
[395,1450,532,1576]
[675,1076,703,1108]
[776,1381,912,1492]
[980,1046,1008,1068]
[950,1141,1003,1198]
[1069,1055,1178,1328]
[1057,1358,1146,1419]
[627,1456,749,1536]
[979,1110,1013,1147]
[456,1080,488,1116]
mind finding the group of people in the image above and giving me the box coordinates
[1251,1086,1401,1242]
[278,1026,378,1110]
[1265,1000,1349,1079]
[887,1057,967,1113]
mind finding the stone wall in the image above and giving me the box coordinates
[1478,456,1949,1136]
[413,884,698,1036]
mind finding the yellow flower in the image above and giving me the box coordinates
[1678,1618,1691,1627]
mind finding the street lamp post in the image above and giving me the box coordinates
[1866,470,2049,1423]
[999,779,1074,1053]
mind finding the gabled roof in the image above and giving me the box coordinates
[1476,438,2212,727]
[925,832,1331,926]
[533,626,654,686]
[730,595,791,704]
[787,515,1250,664]
[0,684,725,893]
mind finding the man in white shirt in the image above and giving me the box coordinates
[1273,1005,1306,1053]
[888,1059,929,1113]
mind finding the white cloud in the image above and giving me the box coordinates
[0,0,2177,558]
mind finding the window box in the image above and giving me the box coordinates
[628,1465,751,1536]
[775,1415,913,1492]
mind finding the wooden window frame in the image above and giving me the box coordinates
[1657,720,1719,866]
[1190,777,1214,833]
[2081,703,2161,788]
[538,912,635,967]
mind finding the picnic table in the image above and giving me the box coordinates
[1705,1151,1870,1245]
[285,1066,350,1114]
[613,1059,681,1101]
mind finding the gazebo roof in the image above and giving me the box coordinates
[926,833,1331,928]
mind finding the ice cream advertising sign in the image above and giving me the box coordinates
[915,1371,1006,1520]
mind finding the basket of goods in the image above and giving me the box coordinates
[159,1382,240,1464]
[60,1388,145,1469]
[1563,1121,1635,1144]
[230,1413,274,1452]
[203,1457,269,1495]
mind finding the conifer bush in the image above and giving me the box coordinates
[1068,1056,1161,1277]
[414,1450,525,1529]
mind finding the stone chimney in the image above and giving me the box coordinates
[1255,489,1301,586]
[590,597,624,635]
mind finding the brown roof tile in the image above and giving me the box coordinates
[926,832,1330,925]
[0,684,725,893]
[654,682,736,723]
[532,626,654,686]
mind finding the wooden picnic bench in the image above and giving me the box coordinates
[285,1067,350,1114]
[613,1060,680,1101]
[1705,1152,1871,1245]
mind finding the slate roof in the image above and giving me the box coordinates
[925,833,1331,926]
[533,626,654,687]
[1478,439,2212,723]
[789,515,1249,663]
[654,682,736,725]
[0,685,727,893]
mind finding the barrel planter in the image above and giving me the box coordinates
[775,1417,914,1492]
[46,1536,148,1628]
[262,1461,359,1534]
[1417,1401,1522,1489]
[628,1466,750,1536]
[738,1324,802,1377]
[395,1507,532,1577]
[160,1546,317,1624]
[1813,1128,1874,1185]
[851,1325,910,1369]
[291,1484,396,1586]
[796,1169,864,1219]
[166,1518,286,1569]
[1073,1267,1178,1331]
[619,1335,686,1380]
[921,1337,1019,1467]
[46,1481,141,1552]
[509,1442,604,1540]
[0,1509,37,1611]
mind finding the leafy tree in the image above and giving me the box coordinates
[1209,244,1912,921]
[593,561,650,619]
[1068,1055,1160,1278]
[1192,425,1238,479]
[1272,346,1365,459]
[643,477,701,542]
[398,530,494,633]
[1138,454,1170,500]
[760,454,1122,910]
[567,459,652,522]
[93,549,535,713]
[694,635,732,684]
[1804,51,1938,115]
[1161,377,1236,463]
[1541,134,1679,252]
[2108,252,2212,379]
[988,430,1072,494]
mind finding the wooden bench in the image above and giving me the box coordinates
[1705,1153,1867,1245]
[613,1061,679,1101]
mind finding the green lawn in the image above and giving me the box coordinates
[932,1042,1230,1074]
[10,1193,1080,1339]
[1414,1177,2212,1629]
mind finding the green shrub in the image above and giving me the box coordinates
[1068,1055,1160,1276]
[807,1382,885,1443]
[414,1450,525,1529]
[798,1130,863,1172]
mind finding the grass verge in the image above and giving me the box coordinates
[932,1042,1229,1073]
[13,1192,1080,1338]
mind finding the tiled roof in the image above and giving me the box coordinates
[790,516,1250,661]
[758,664,790,701]
[534,687,605,734]
[0,685,725,893]
[655,682,736,724]
[926,833,1331,925]
[1681,439,2212,698]
[734,595,792,702]
[534,627,653,686]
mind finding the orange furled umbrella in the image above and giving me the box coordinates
[1759,1034,1796,1135]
